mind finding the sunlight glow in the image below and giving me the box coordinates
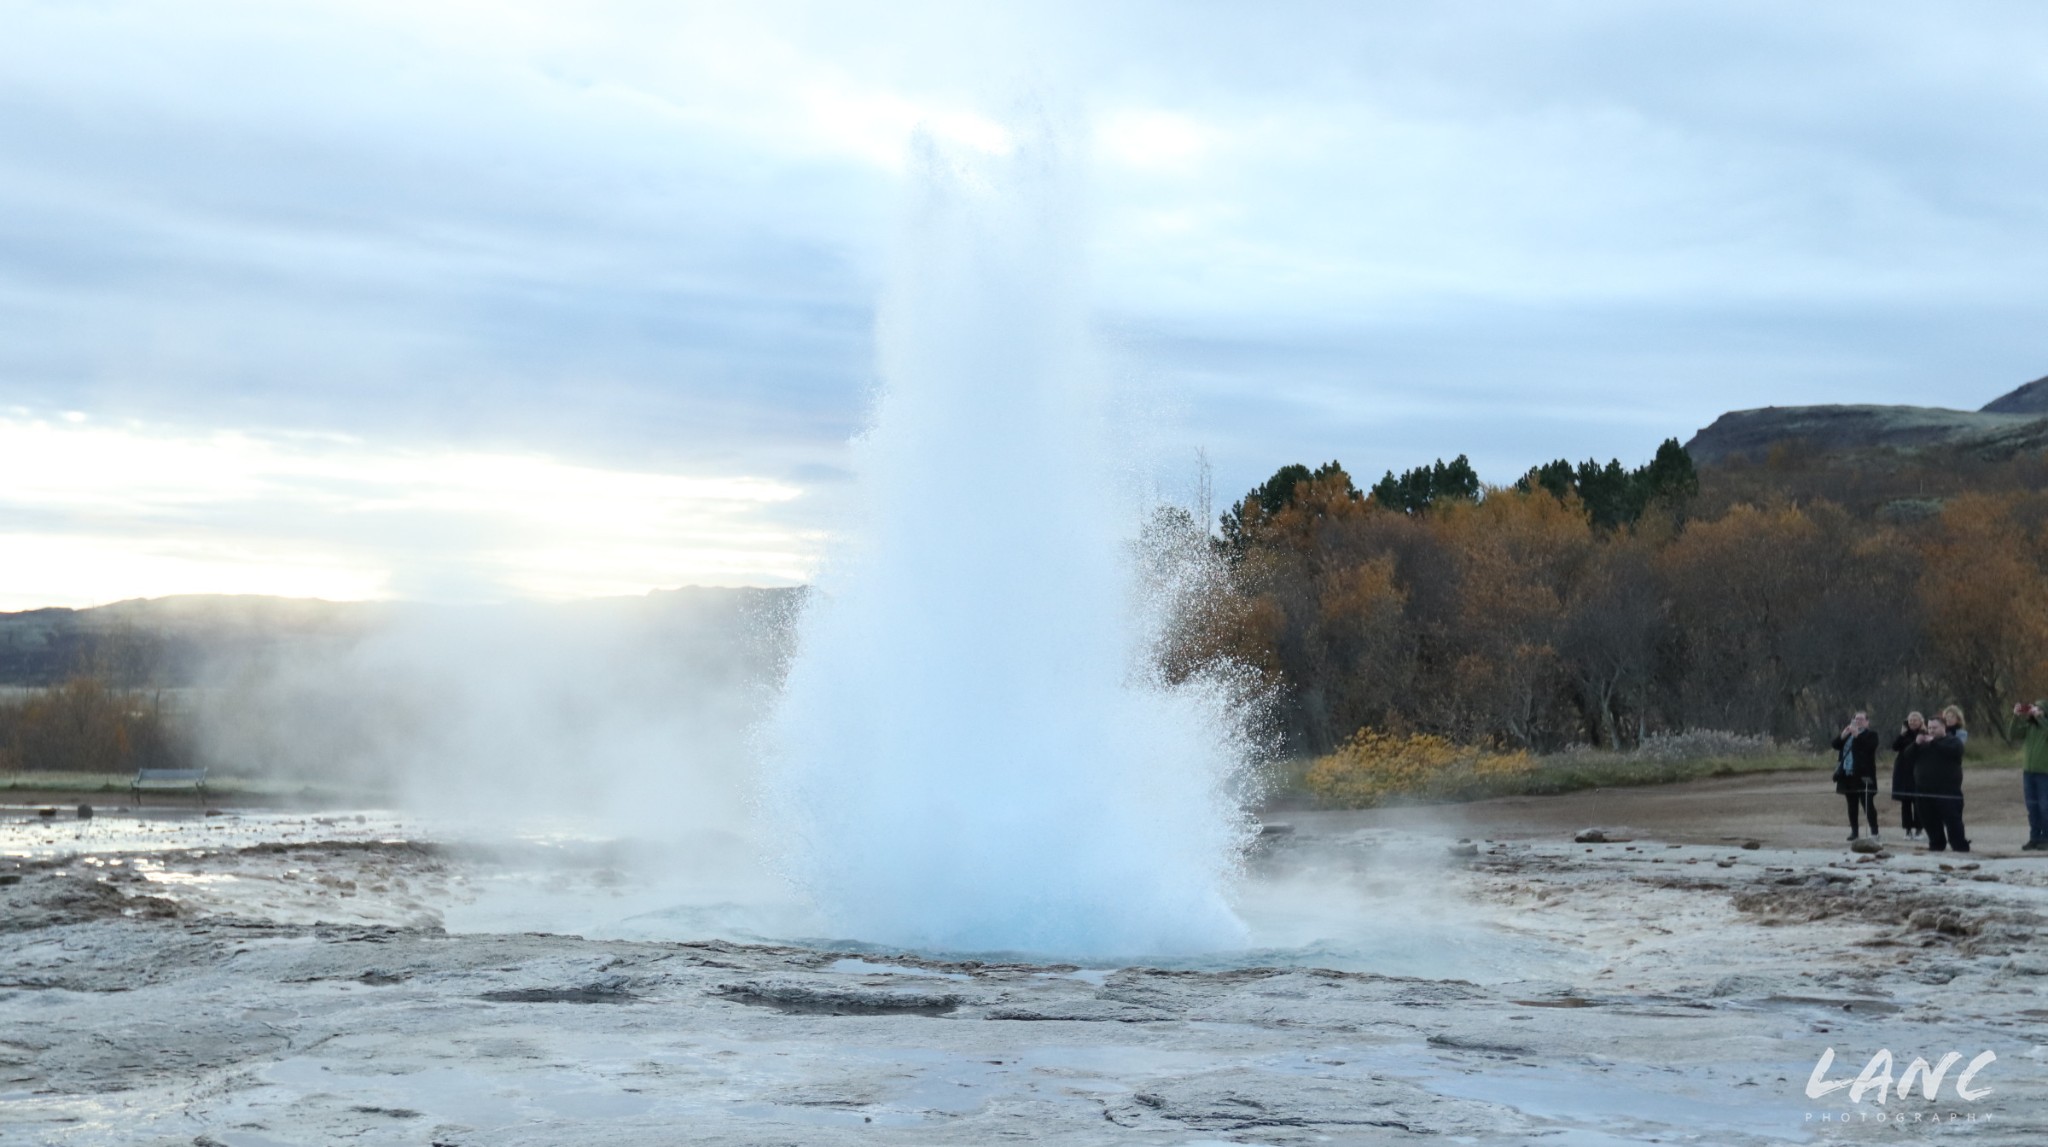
[0,415,819,610]
[1098,109,1211,171]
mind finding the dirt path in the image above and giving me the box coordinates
[1280,764,2042,855]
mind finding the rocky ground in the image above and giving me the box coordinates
[4,777,2047,1145]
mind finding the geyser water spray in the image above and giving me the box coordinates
[766,123,1257,959]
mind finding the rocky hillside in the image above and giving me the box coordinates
[1980,375,2048,415]
[1685,373,2048,464]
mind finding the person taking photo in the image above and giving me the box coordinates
[1916,715,1969,853]
[2011,699,2048,851]
[1831,711,1881,842]
[1891,711,1925,840]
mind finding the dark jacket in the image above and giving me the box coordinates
[1831,727,1880,793]
[1890,728,1920,799]
[1916,733,1965,799]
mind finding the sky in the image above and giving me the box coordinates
[3,0,2046,609]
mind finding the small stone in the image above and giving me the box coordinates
[1447,840,1479,858]
[1709,974,1773,997]
[75,804,93,820]
[1850,838,1883,854]
[1574,828,1607,843]
[1741,840,1762,850]
[1716,858,1737,868]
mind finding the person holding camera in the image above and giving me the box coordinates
[2011,699,2048,851]
[1916,714,1969,853]
[1831,711,1881,842]
[1891,711,1925,840]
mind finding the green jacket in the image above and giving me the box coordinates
[2024,711,2048,774]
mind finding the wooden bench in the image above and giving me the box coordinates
[131,768,208,806]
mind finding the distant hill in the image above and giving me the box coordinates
[0,587,800,687]
[1685,374,2048,464]
[1980,375,2048,415]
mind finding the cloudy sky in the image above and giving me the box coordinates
[3,0,2045,609]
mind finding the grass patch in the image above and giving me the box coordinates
[1268,739,2029,809]
[0,771,381,803]
[1300,730,1534,809]
[1265,750,1814,808]
[2,771,151,794]
[1479,749,1818,799]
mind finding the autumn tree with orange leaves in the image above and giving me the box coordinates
[1915,492,2048,739]
[1202,450,2048,757]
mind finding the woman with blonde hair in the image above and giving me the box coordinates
[1942,705,1968,744]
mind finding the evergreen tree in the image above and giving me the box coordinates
[1514,439,1697,529]
[1220,460,1358,548]
[1522,458,1575,501]
[1370,454,1481,514]
[1638,438,1700,505]
[1575,457,1638,530]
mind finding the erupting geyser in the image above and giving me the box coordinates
[766,124,1257,958]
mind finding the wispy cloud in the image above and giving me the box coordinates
[2,1,2045,605]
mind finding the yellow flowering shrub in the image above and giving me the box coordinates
[1304,728,1535,808]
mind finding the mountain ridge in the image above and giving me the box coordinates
[1684,373,2048,464]
[0,586,801,687]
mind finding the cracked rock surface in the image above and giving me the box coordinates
[5,792,2048,1145]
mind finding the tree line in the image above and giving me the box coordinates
[1168,439,2048,757]
[0,629,196,774]
[0,677,190,774]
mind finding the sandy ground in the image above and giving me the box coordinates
[4,775,2047,1145]
[1325,766,2042,854]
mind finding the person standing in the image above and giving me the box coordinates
[1891,711,1925,840]
[1831,711,1881,842]
[1917,715,1969,853]
[2012,699,2048,851]
[1943,704,1969,746]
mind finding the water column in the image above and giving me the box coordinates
[766,122,1253,959]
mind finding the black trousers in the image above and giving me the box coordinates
[1843,788,1879,835]
[1893,795,1919,833]
[1922,795,1968,852]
